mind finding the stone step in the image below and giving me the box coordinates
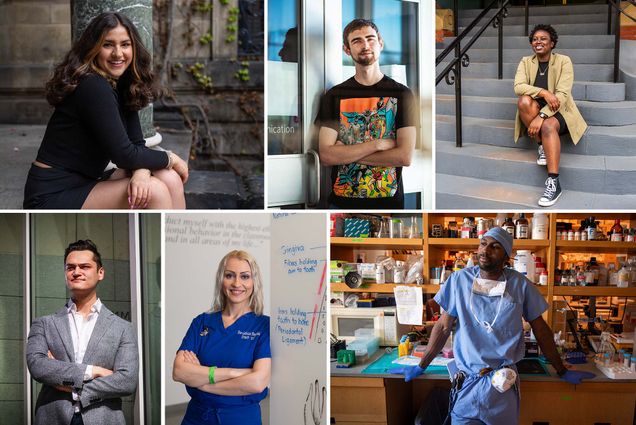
[436,78,625,102]
[184,170,247,209]
[435,142,636,195]
[436,115,636,156]
[459,4,608,18]
[184,170,263,209]
[458,12,608,26]
[436,173,636,209]
[459,22,608,36]
[437,48,613,64]
[436,94,636,126]
[436,62,614,82]
[438,34,615,50]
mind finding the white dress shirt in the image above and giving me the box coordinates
[66,298,102,410]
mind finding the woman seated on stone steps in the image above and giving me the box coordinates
[514,24,588,208]
[23,12,188,209]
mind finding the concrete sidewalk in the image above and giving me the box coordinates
[0,124,41,209]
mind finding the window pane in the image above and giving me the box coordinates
[0,214,25,425]
[141,214,161,425]
[342,0,419,91]
[267,0,302,154]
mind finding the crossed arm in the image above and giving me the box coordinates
[318,126,416,167]
[173,350,271,396]
[26,317,139,407]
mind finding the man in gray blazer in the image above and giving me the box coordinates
[26,240,139,425]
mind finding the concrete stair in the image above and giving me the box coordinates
[436,3,636,208]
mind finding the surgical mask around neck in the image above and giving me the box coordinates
[469,271,507,333]
[472,277,506,297]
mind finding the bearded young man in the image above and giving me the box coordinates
[316,19,418,209]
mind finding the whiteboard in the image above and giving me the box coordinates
[269,213,328,425]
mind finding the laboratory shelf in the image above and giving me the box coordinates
[330,283,440,294]
[330,237,423,250]
[427,238,549,250]
[555,240,636,253]
[552,286,636,297]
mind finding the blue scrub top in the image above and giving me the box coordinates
[434,266,548,374]
[179,311,271,407]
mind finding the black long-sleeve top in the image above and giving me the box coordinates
[36,73,168,179]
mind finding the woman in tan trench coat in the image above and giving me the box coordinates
[514,24,588,207]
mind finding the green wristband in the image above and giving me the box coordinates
[209,366,216,384]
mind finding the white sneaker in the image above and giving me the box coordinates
[537,145,547,166]
[538,176,562,207]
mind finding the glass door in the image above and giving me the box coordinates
[267,0,322,207]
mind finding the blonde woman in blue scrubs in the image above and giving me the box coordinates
[172,250,271,425]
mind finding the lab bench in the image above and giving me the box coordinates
[330,351,636,425]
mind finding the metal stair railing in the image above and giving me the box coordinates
[436,0,511,148]
[607,0,636,83]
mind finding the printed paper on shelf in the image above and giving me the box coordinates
[393,285,423,325]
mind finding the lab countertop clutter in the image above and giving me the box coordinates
[329,212,636,425]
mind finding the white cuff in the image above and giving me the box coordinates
[84,365,93,381]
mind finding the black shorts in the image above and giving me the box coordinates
[23,164,114,209]
[536,98,569,136]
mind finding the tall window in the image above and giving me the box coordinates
[141,214,161,425]
[267,0,302,155]
[0,214,25,424]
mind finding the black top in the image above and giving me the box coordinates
[534,61,549,91]
[316,75,417,209]
[36,73,168,180]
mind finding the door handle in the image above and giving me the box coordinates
[306,149,320,207]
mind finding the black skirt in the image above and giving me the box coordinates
[23,164,114,209]
[536,98,569,136]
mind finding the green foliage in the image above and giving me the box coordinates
[192,0,213,12]
[199,32,213,45]
[234,62,250,82]
[188,62,213,91]
[225,6,239,43]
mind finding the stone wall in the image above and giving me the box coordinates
[0,0,70,122]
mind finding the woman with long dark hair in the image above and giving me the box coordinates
[23,12,188,209]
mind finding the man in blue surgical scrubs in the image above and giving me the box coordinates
[398,227,594,425]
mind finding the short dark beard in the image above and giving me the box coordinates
[478,256,508,277]
[352,54,376,66]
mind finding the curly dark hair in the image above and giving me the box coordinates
[64,239,103,269]
[45,12,160,111]
[529,24,558,49]
[343,19,381,48]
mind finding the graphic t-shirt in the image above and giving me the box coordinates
[317,75,417,209]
